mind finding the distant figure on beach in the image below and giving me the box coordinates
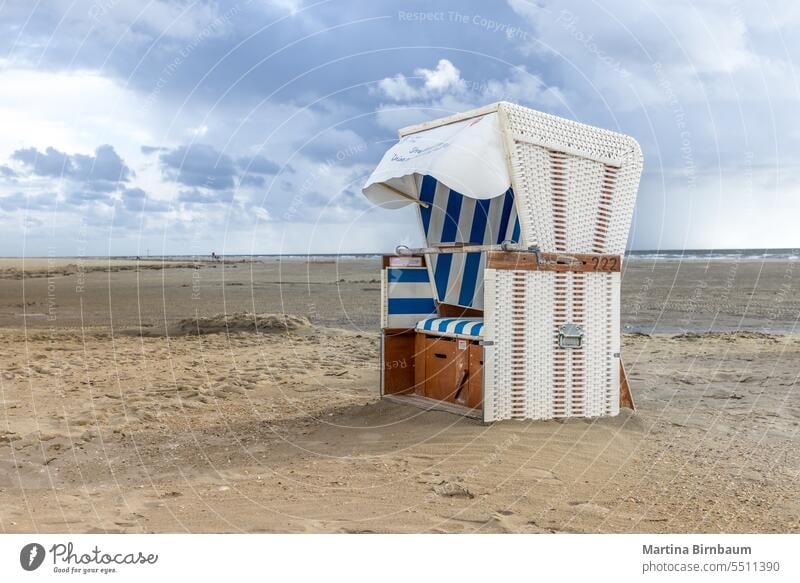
[211,251,218,261]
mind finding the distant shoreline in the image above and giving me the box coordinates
[0,248,797,262]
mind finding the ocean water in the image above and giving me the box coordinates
[139,249,800,262]
[625,248,800,262]
[9,249,797,262]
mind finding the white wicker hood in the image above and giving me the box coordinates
[362,112,511,208]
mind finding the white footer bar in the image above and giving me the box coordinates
[1,534,797,582]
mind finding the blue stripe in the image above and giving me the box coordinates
[433,254,453,300]
[469,198,491,244]
[496,188,514,244]
[453,320,471,334]
[433,318,455,332]
[511,216,521,243]
[459,198,491,306]
[433,189,463,300]
[418,175,437,235]
[415,318,485,337]
[387,268,429,283]
[441,189,463,242]
[387,298,436,315]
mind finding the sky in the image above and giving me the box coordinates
[0,0,798,256]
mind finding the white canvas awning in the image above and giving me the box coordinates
[362,112,511,208]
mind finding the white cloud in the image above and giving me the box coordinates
[266,0,305,15]
[374,61,566,130]
[506,0,798,107]
[188,124,209,138]
[417,59,465,92]
[0,60,386,253]
[377,59,467,101]
[502,0,800,249]
[86,0,232,41]
[0,66,212,244]
[0,68,152,155]
[377,74,419,101]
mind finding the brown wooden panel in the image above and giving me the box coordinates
[437,303,484,318]
[382,330,416,395]
[382,255,426,268]
[383,327,415,335]
[421,336,469,403]
[465,344,484,410]
[619,359,635,410]
[486,251,621,273]
[414,332,426,396]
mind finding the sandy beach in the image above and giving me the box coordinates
[0,256,798,533]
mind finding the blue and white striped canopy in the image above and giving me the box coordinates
[418,175,521,309]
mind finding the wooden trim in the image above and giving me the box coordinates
[398,103,502,137]
[414,332,426,396]
[486,251,621,273]
[619,359,635,410]
[377,182,430,208]
[437,303,484,318]
[383,327,415,335]
[382,329,417,395]
[382,255,427,268]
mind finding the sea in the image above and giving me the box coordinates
[57,248,798,262]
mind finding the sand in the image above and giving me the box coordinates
[0,257,798,533]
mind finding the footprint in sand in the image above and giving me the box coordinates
[568,501,611,515]
[522,467,560,482]
[0,431,21,444]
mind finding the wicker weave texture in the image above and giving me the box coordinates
[484,268,620,421]
[499,102,642,255]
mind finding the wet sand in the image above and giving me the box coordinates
[0,257,798,533]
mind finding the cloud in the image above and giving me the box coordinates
[71,145,132,184]
[239,155,281,175]
[12,147,71,177]
[376,74,418,102]
[499,0,800,251]
[0,191,56,211]
[65,190,113,205]
[177,189,234,205]
[506,0,792,107]
[29,0,235,43]
[240,174,266,188]
[377,59,467,101]
[418,59,465,92]
[373,61,566,129]
[1,1,798,253]
[160,144,236,190]
[11,144,132,190]
[188,125,209,138]
[121,187,171,212]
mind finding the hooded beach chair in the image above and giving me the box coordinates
[362,102,642,422]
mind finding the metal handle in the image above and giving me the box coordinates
[395,242,533,256]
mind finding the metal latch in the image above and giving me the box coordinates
[558,323,584,349]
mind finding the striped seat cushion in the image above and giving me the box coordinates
[415,317,484,339]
